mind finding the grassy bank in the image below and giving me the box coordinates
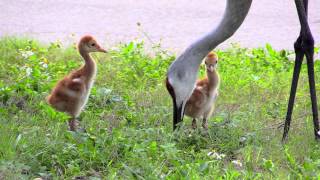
[1,37,320,179]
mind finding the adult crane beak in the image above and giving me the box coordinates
[166,77,185,130]
[173,102,184,130]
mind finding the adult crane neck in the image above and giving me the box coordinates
[188,0,252,61]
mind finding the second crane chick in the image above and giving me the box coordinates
[47,35,106,131]
[185,52,220,130]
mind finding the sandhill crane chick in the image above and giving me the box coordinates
[47,35,107,131]
[184,52,220,129]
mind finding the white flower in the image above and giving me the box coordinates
[160,174,166,179]
[213,152,222,160]
[317,130,320,136]
[287,53,295,62]
[21,50,34,59]
[40,62,48,68]
[207,152,214,156]
[252,75,260,81]
[207,151,225,160]
[240,137,247,143]
[231,160,243,167]
[245,52,255,58]
[26,67,32,76]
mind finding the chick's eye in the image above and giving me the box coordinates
[91,43,95,46]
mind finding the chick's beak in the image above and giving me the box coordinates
[96,45,107,53]
[98,47,107,53]
[206,65,215,72]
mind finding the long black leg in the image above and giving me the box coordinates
[302,0,319,138]
[306,48,320,139]
[282,41,304,141]
[283,0,320,141]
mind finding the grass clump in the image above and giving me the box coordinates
[1,36,320,179]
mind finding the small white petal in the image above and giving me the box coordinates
[26,67,32,76]
[21,50,34,59]
[231,160,243,167]
[240,137,247,142]
[212,152,221,160]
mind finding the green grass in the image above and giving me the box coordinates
[1,36,320,179]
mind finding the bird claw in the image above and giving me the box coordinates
[68,119,85,132]
[192,119,197,129]
[202,124,208,130]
